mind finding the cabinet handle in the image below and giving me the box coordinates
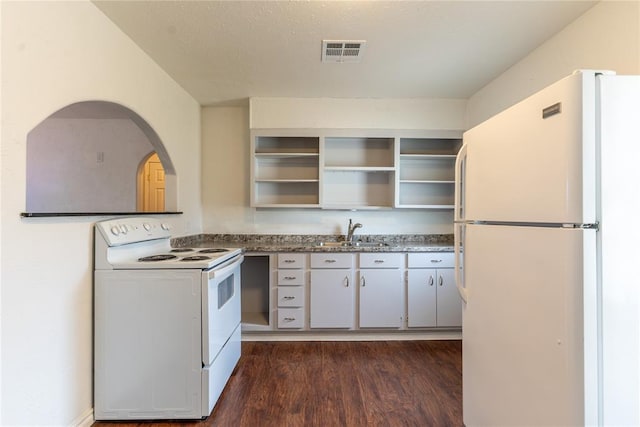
[361,276,366,287]
[345,276,350,287]
[430,259,442,263]
[283,296,295,300]
[284,276,296,280]
[439,276,443,286]
[283,317,296,322]
[325,259,336,263]
[374,260,384,264]
[283,259,296,263]
[429,276,434,286]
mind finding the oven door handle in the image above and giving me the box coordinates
[207,255,244,279]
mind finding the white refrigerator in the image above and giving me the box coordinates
[454,70,640,426]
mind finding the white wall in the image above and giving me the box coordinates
[467,0,640,127]
[250,98,467,130]
[0,2,201,425]
[202,99,466,235]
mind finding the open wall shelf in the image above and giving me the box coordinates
[250,130,462,210]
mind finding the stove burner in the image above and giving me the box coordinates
[170,248,193,253]
[199,248,229,254]
[181,255,211,262]
[138,254,177,262]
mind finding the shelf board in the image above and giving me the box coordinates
[324,166,395,172]
[395,204,455,209]
[321,204,394,211]
[254,203,321,208]
[255,179,319,183]
[241,311,270,328]
[399,180,455,184]
[255,152,319,158]
[399,154,457,159]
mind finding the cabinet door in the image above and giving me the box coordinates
[407,269,437,327]
[310,270,355,328]
[359,269,403,328]
[436,268,462,327]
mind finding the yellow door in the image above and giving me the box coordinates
[143,153,165,212]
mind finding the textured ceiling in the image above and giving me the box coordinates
[93,1,597,106]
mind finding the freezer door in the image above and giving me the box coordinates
[599,75,640,426]
[462,224,595,426]
[463,71,596,224]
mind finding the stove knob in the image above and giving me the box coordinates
[110,226,120,236]
[119,224,128,234]
[143,223,151,231]
[161,223,170,231]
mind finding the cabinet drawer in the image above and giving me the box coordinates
[278,308,304,329]
[277,287,304,307]
[277,253,305,269]
[408,252,455,268]
[359,253,403,268]
[277,269,305,285]
[310,253,353,269]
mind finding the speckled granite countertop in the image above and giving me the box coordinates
[172,234,454,253]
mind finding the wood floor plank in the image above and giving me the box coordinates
[93,340,462,427]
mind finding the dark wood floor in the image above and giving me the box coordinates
[95,340,462,427]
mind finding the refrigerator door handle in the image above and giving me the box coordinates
[454,222,468,303]
[454,143,468,223]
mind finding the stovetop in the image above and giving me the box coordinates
[128,246,242,270]
[94,217,242,270]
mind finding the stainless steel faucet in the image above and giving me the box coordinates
[346,218,363,243]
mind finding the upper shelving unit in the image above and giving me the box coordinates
[322,136,395,209]
[250,130,462,210]
[251,134,320,208]
[396,138,463,209]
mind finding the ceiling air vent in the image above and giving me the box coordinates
[322,40,366,63]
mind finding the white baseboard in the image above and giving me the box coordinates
[70,408,94,427]
[242,330,462,341]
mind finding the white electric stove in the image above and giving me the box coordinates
[94,217,243,420]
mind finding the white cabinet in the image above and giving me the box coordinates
[276,253,306,329]
[358,253,404,328]
[309,254,355,329]
[396,137,462,209]
[251,250,461,334]
[433,268,461,327]
[251,130,462,210]
[407,253,461,328]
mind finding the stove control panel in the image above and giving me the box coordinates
[96,217,172,247]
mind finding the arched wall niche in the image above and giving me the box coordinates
[25,100,179,215]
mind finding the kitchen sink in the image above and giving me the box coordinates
[315,241,389,248]
[351,241,389,247]
[315,241,350,247]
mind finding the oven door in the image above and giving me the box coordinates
[201,255,243,366]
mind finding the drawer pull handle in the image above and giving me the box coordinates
[284,259,296,263]
[283,317,296,322]
[428,276,434,286]
[325,259,336,263]
[284,276,296,280]
[430,259,442,263]
[283,296,295,300]
[374,260,384,263]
